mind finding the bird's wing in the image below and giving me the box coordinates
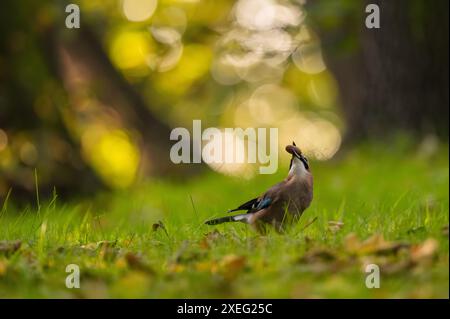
[227,196,273,216]
[252,182,286,211]
[254,197,272,210]
[227,181,285,214]
[227,197,259,213]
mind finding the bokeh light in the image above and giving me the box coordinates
[110,30,153,72]
[154,44,212,95]
[122,0,158,22]
[82,127,140,188]
[279,115,342,161]
[202,129,255,179]
[19,141,38,166]
[235,0,304,31]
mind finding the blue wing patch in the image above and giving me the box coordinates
[256,197,272,210]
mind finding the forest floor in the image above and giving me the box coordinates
[0,140,448,298]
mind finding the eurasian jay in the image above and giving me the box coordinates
[205,142,313,233]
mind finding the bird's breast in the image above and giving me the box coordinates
[285,175,313,213]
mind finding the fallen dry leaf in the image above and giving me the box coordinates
[170,241,205,265]
[345,233,409,256]
[410,238,438,263]
[297,248,347,274]
[166,263,186,274]
[0,240,21,256]
[199,230,224,249]
[199,239,209,250]
[0,259,7,276]
[344,233,360,251]
[99,247,119,261]
[125,252,155,274]
[298,248,338,263]
[195,261,218,273]
[79,279,109,299]
[218,254,247,280]
[114,256,128,270]
[382,260,413,275]
[360,256,412,275]
[111,271,152,298]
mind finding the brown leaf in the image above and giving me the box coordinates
[218,254,247,280]
[297,248,346,273]
[195,261,218,273]
[205,229,223,241]
[199,230,223,249]
[0,259,7,276]
[170,241,205,265]
[360,257,412,275]
[167,263,186,273]
[125,252,155,274]
[298,248,338,264]
[382,260,413,275]
[199,239,209,250]
[344,233,360,251]
[410,238,438,263]
[345,233,409,256]
[0,240,22,256]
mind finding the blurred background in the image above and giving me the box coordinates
[0,0,448,201]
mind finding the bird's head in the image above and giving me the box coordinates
[286,141,310,172]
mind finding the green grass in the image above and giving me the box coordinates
[0,141,448,298]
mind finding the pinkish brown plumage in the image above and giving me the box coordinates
[205,141,313,233]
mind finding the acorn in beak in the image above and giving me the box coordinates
[285,142,301,158]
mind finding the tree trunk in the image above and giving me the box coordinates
[319,0,449,142]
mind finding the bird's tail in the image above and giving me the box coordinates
[205,213,251,225]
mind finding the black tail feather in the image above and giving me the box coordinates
[205,213,250,225]
[205,216,235,225]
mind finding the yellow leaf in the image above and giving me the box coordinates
[167,263,185,273]
[218,254,246,280]
[0,259,7,276]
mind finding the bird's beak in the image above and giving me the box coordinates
[292,148,301,160]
